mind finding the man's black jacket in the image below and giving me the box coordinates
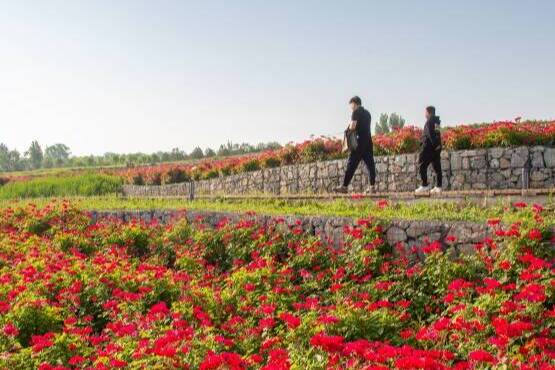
[422,116,442,150]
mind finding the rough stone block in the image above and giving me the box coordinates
[386,226,407,243]
[544,147,555,168]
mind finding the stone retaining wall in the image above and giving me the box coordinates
[122,146,555,197]
[88,209,493,257]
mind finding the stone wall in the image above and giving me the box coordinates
[122,182,193,198]
[88,209,493,257]
[122,146,555,197]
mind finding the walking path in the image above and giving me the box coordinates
[125,187,555,205]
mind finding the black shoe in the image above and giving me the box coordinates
[333,186,348,194]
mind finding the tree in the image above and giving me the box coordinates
[170,148,185,161]
[190,147,204,159]
[25,141,43,169]
[388,113,405,131]
[44,144,71,166]
[375,114,390,134]
[217,142,233,156]
[375,113,406,134]
[0,144,9,171]
[204,148,216,157]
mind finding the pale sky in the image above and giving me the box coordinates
[1,0,554,156]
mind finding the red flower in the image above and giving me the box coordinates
[528,228,543,241]
[3,322,18,337]
[376,199,389,209]
[310,332,344,352]
[279,312,301,329]
[31,333,55,352]
[68,356,86,365]
[422,241,442,254]
[469,349,495,363]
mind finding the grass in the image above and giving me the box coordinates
[0,174,123,199]
[0,196,552,225]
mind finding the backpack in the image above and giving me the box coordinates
[342,129,358,153]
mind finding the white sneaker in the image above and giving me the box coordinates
[430,186,443,195]
[415,185,430,194]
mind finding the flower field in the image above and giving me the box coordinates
[121,120,555,185]
[0,202,553,369]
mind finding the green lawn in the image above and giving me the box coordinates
[1,196,552,225]
[0,174,123,199]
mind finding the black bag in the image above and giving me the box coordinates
[342,129,358,153]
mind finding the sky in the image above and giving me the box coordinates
[1,0,554,156]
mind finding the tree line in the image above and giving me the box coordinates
[0,140,282,172]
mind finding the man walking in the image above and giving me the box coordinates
[334,96,376,194]
[415,106,442,194]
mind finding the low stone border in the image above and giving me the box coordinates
[88,209,494,257]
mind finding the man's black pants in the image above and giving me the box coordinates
[418,147,442,187]
[343,145,376,187]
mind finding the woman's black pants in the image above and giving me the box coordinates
[418,147,442,187]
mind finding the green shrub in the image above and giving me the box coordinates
[122,227,151,257]
[14,305,63,347]
[481,127,535,148]
[54,232,96,255]
[0,173,123,199]
[279,145,300,165]
[396,135,420,154]
[163,168,191,184]
[300,141,328,163]
[241,159,261,172]
[262,156,281,168]
[449,134,473,150]
[145,172,162,186]
[220,166,233,176]
[165,219,193,243]
[204,169,219,180]
[132,174,145,185]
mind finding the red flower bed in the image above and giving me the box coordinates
[0,202,553,368]
[119,120,555,185]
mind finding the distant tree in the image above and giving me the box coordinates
[25,141,43,169]
[170,148,185,161]
[148,153,160,164]
[261,142,282,151]
[217,142,233,156]
[86,155,96,166]
[375,113,406,134]
[44,143,71,166]
[0,144,10,171]
[375,114,390,134]
[388,113,406,131]
[190,147,204,159]
[204,148,216,157]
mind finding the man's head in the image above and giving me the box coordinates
[425,106,436,120]
[349,96,362,111]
